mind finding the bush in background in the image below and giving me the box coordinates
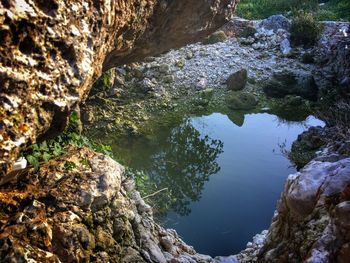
[235,0,350,21]
[235,0,318,19]
[290,11,323,46]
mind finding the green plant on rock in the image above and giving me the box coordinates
[25,112,113,171]
[290,11,323,46]
[25,140,64,171]
[89,69,115,96]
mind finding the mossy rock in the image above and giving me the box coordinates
[226,92,258,110]
[203,31,227,45]
[263,70,318,101]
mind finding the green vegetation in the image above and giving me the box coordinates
[25,112,113,171]
[236,0,350,21]
[290,11,323,46]
[124,168,157,198]
[89,69,115,96]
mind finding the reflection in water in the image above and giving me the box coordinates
[148,119,224,215]
[111,118,224,216]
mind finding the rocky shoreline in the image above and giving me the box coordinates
[81,15,350,262]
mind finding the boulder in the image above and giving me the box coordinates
[226,92,258,110]
[0,0,239,176]
[263,70,318,101]
[227,69,248,91]
[259,15,291,32]
[203,30,228,45]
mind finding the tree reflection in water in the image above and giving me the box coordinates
[146,119,224,216]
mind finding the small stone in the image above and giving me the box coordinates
[195,78,207,90]
[186,51,194,59]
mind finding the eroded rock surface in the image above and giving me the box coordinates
[0,147,214,262]
[256,157,350,262]
[0,0,238,176]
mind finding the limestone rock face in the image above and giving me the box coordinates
[0,147,214,262]
[0,0,238,176]
[315,22,350,95]
[257,157,350,262]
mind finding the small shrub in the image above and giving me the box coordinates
[290,11,322,46]
[203,31,227,45]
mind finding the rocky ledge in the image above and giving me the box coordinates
[0,147,217,263]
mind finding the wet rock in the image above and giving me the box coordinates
[259,15,291,32]
[289,126,327,169]
[263,70,318,101]
[227,92,258,110]
[227,69,248,91]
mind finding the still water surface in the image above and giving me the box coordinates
[111,112,324,256]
